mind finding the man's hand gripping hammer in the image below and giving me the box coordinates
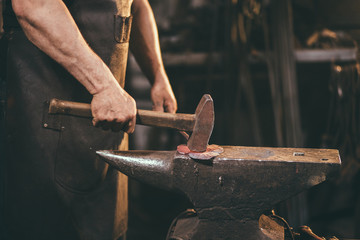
[48,94,214,152]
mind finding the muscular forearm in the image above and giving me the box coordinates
[130,0,166,84]
[12,0,137,132]
[12,0,118,95]
[130,0,177,113]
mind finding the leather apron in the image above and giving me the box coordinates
[3,0,133,239]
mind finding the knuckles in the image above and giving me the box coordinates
[91,93,137,132]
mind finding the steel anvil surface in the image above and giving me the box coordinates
[97,146,341,240]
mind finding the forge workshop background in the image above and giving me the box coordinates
[1,1,5,238]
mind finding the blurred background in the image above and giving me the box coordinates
[2,0,360,239]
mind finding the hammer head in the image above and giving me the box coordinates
[187,94,214,152]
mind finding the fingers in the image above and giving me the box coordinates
[93,116,136,133]
[152,96,177,113]
[122,117,136,134]
[164,99,177,113]
[152,101,164,112]
[92,117,99,127]
[151,86,177,113]
[91,88,137,133]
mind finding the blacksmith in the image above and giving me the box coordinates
[1,0,177,239]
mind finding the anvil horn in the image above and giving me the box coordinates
[96,150,176,191]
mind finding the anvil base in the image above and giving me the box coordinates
[167,212,273,240]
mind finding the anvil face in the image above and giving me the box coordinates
[190,146,340,217]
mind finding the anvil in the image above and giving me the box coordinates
[97,146,340,240]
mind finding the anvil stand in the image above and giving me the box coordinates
[97,146,340,240]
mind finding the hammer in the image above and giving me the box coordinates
[48,94,214,152]
[96,146,341,240]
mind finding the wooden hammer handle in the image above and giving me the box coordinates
[49,98,195,131]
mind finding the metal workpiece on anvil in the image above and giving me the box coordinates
[97,146,341,240]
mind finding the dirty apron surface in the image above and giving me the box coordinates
[4,0,132,239]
